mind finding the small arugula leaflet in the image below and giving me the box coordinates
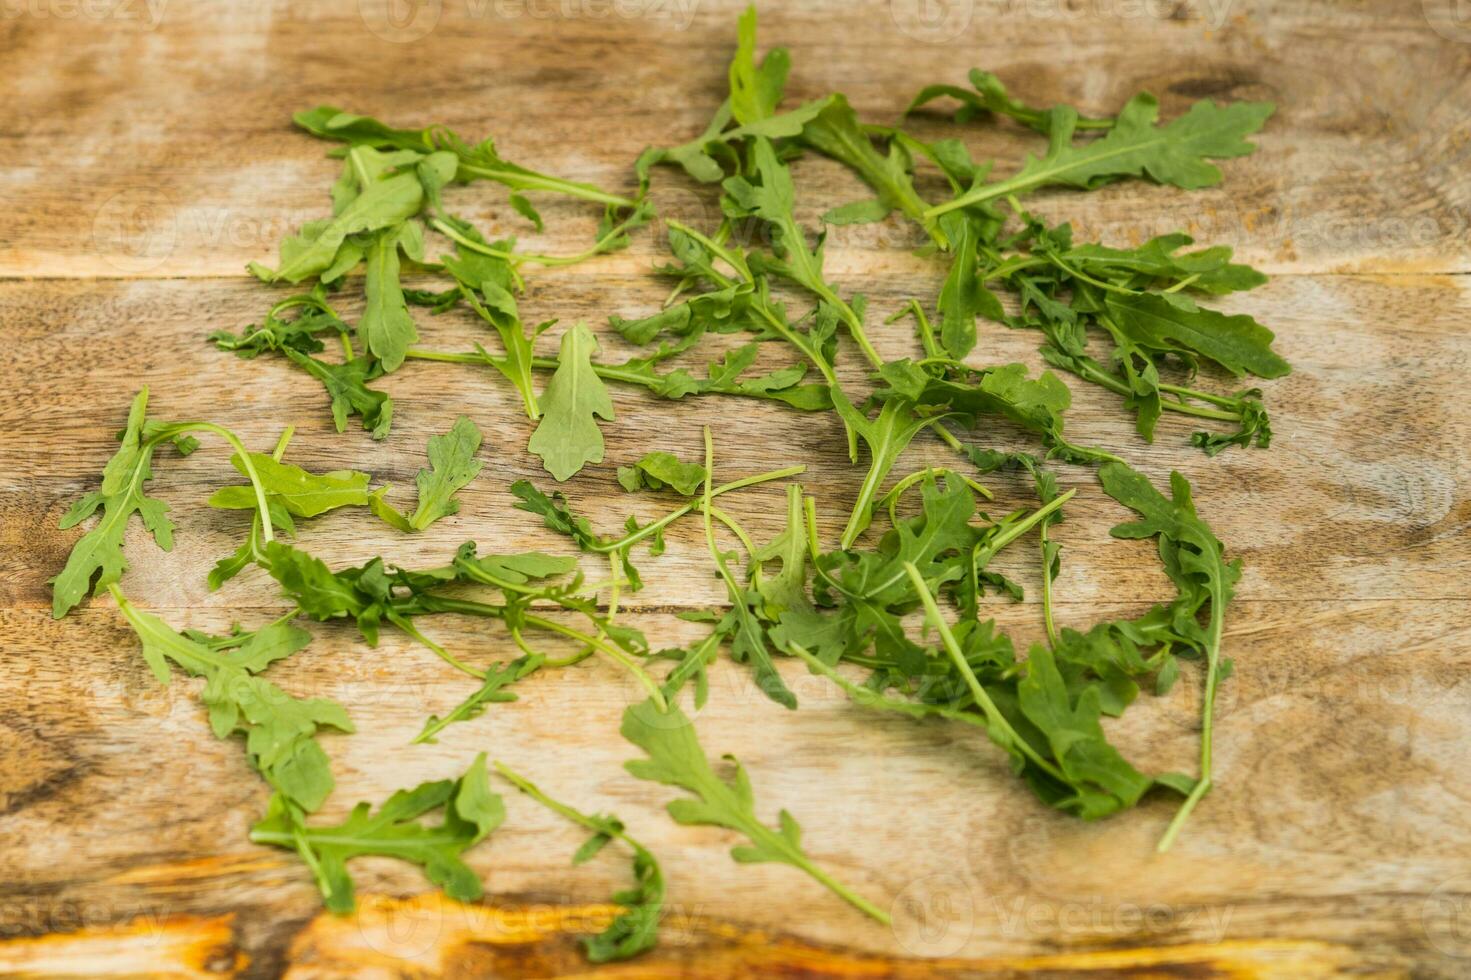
[371,415,485,531]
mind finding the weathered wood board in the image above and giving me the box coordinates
[2,0,1470,976]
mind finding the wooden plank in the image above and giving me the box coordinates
[1,0,1468,279]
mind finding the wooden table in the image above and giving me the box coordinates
[2,0,1468,976]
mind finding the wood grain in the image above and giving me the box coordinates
[2,0,1469,977]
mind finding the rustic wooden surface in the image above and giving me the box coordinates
[3,0,1470,976]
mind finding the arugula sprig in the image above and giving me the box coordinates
[294,106,638,213]
[51,388,279,618]
[987,206,1287,452]
[371,415,485,530]
[251,752,503,914]
[1099,461,1237,850]
[907,68,1117,135]
[622,697,890,924]
[926,93,1274,219]
[495,762,664,962]
[110,586,351,812]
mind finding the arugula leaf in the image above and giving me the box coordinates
[358,227,419,371]
[211,294,348,358]
[250,752,503,914]
[617,451,707,496]
[798,95,944,246]
[929,95,1274,218]
[250,171,424,283]
[294,107,637,211]
[495,762,663,962]
[908,68,1115,134]
[831,384,942,548]
[283,350,394,439]
[727,5,785,126]
[51,390,174,618]
[1061,233,1267,295]
[750,484,809,620]
[1099,461,1237,850]
[621,697,888,923]
[1103,291,1290,379]
[438,218,545,418]
[372,416,484,531]
[209,452,372,518]
[111,586,351,812]
[934,213,1003,358]
[413,656,542,744]
[529,323,615,481]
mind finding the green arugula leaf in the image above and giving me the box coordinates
[358,227,419,371]
[621,697,888,923]
[382,416,485,531]
[1103,291,1290,379]
[728,4,787,126]
[495,762,663,962]
[293,107,636,211]
[799,94,945,246]
[250,752,503,914]
[831,384,943,548]
[251,171,424,283]
[617,451,708,496]
[908,68,1116,134]
[209,452,372,518]
[529,323,615,481]
[111,586,351,812]
[930,95,1274,218]
[935,213,1004,358]
[283,350,394,440]
[439,221,544,419]
[1099,461,1237,850]
[51,390,174,618]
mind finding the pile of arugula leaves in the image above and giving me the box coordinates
[48,5,1287,963]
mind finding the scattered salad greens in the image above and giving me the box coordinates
[51,5,1287,964]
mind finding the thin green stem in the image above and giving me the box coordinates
[493,762,632,843]
[1040,526,1059,650]
[902,563,1067,784]
[453,164,637,209]
[971,489,1076,571]
[587,464,807,555]
[1156,590,1224,853]
[387,612,485,679]
[148,422,276,543]
[522,613,666,712]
